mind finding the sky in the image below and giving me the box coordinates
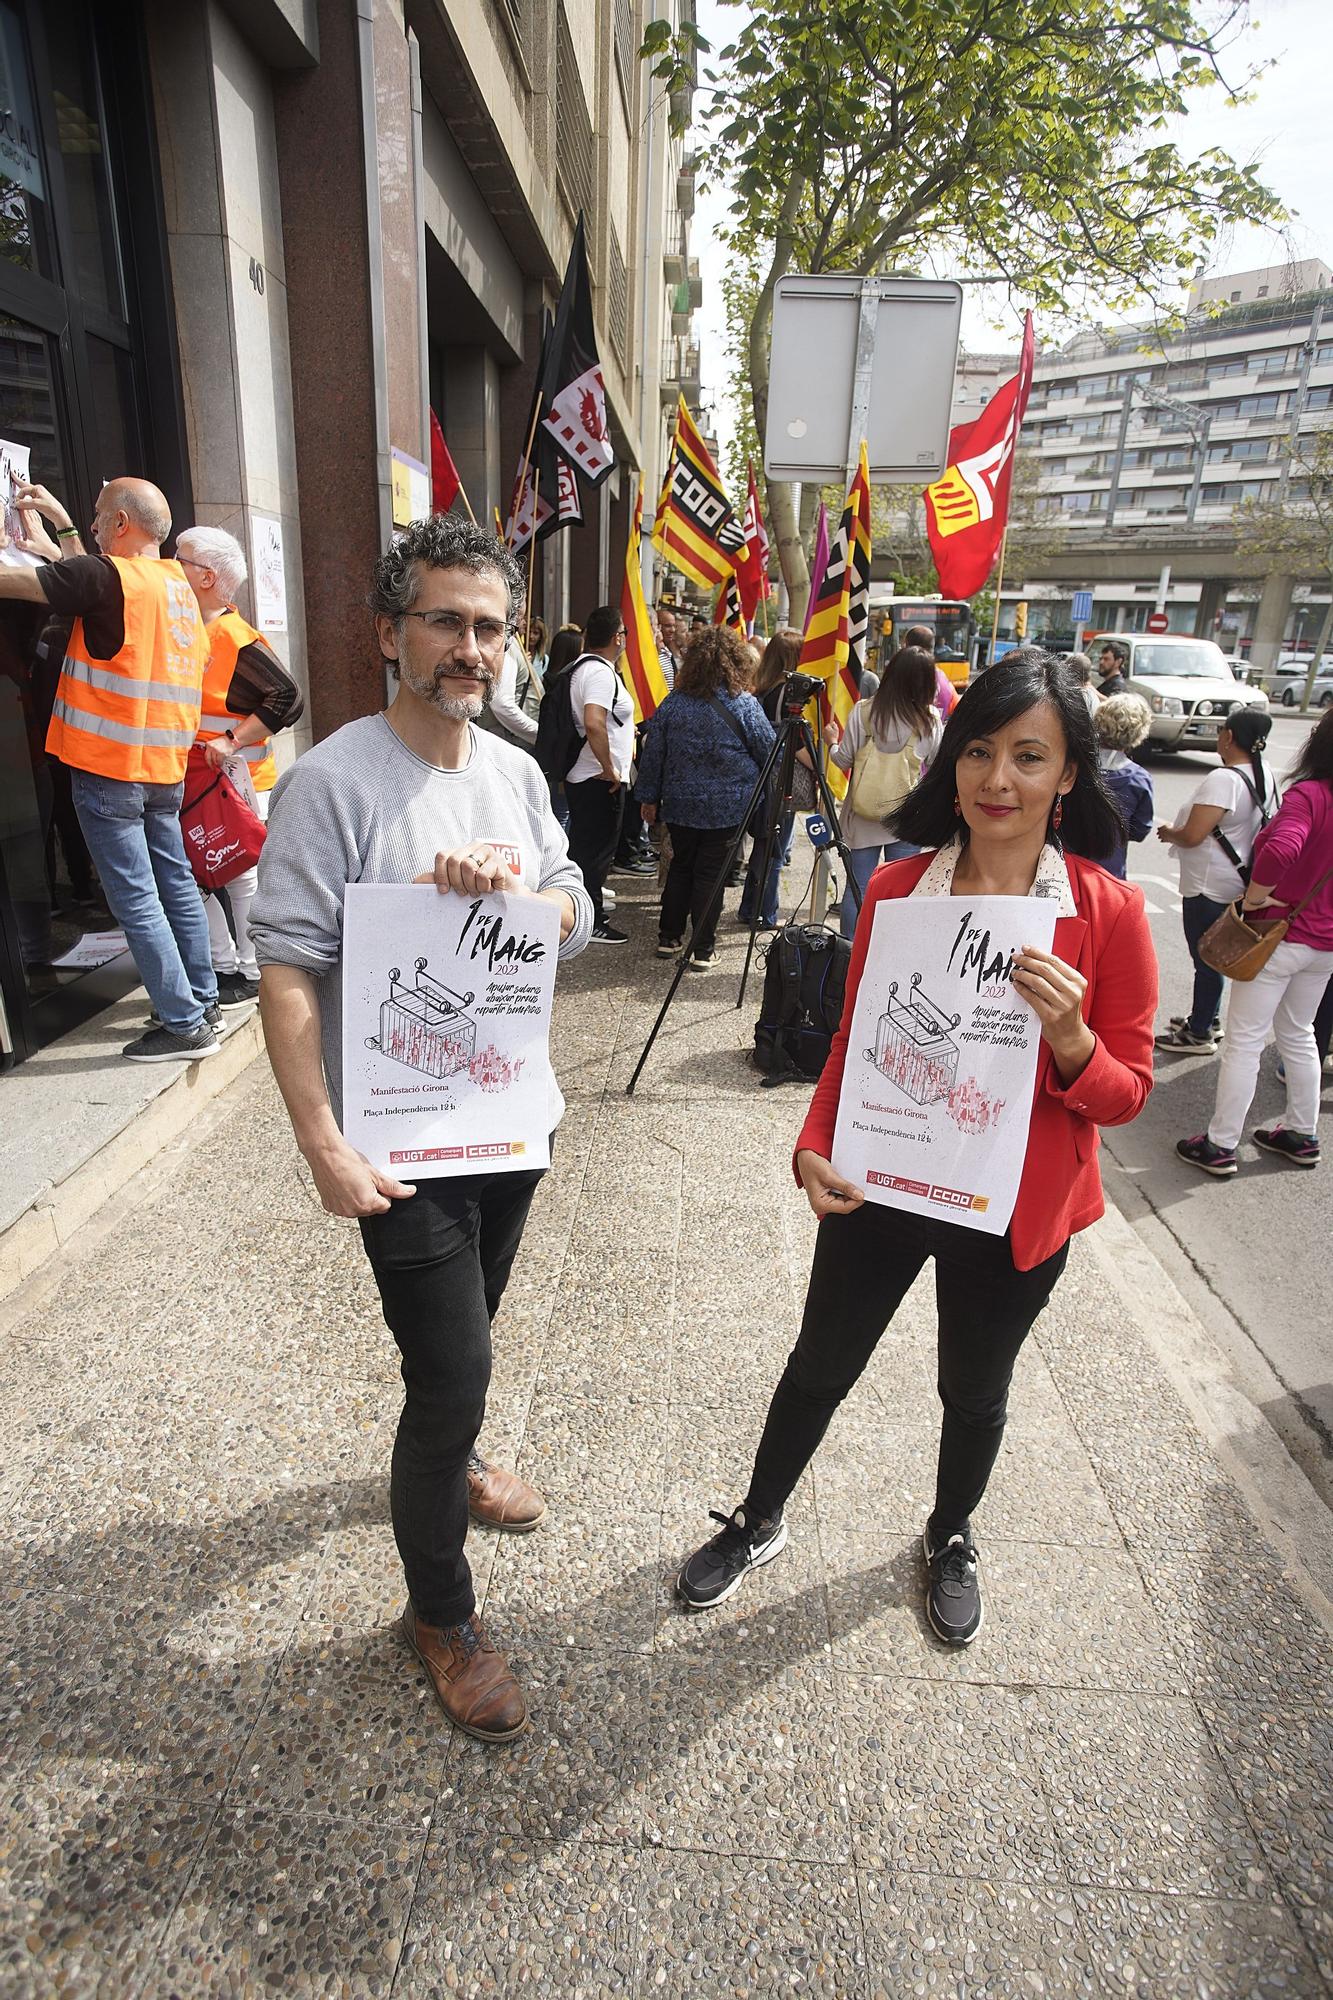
[690,0,1333,475]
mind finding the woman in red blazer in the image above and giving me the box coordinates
[677,651,1157,1645]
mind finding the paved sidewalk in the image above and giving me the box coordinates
[2,871,1331,1997]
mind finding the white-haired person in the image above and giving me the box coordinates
[1094,693,1154,880]
[176,526,304,1007]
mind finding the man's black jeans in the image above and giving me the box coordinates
[565,775,624,926]
[359,1158,547,1628]
[745,1200,1069,1543]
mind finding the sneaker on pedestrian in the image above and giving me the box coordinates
[122,1022,220,1064]
[147,1003,224,1032]
[611,858,656,877]
[656,936,684,957]
[676,1506,788,1609]
[1155,1022,1217,1054]
[1252,1126,1321,1169]
[216,970,260,1009]
[923,1529,983,1646]
[1175,1132,1238,1177]
[686,949,720,972]
[1169,1013,1222,1039]
[590,921,628,944]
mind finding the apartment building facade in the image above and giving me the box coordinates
[0,0,696,1063]
[1005,262,1333,657]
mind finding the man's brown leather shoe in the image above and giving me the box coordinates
[466,1449,547,1531]
[401,1606,528,1742]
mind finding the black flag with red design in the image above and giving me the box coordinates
[539,213,614,488]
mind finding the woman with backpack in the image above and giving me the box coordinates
[1177,707,1333,1176]
[635,627,775,970]
[831,645,944,939]
[1154,707,1276,1054]
[675,651,1155,1648]
[738,628,803,931]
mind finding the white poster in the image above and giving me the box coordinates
[342,883,560,1179]
[0,437,41,569]
[831,895,1058,1235]
[250,513,287,631]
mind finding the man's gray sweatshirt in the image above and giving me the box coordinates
[249,713,593,1125]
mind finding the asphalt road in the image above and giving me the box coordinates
[1105,711,1333,1494]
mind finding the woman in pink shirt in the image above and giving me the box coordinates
[1178,708,1333,1175]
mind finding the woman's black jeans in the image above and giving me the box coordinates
[1181,893,1229,1037]
[359,1158,547,1628]
[745,1200,1069,1543]
[662,821,740,955]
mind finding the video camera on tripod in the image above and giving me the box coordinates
[779,671,824,716]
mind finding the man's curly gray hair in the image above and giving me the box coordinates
[368,516,524,624]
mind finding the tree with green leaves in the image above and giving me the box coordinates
[1234,425,1333,708]
[644,0,1280,623]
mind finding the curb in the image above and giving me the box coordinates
[0,1013,266,1303]
[1084,1198,1333,1624]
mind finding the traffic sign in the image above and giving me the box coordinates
[1146,611,1170,633]
[1071,590,1093,624]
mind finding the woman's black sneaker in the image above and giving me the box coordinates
[590,921,628,943]
[676,1506,787,1609]
[923,1530,983,1645]
[216,970,260,1008]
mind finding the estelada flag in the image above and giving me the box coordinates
[796,441,873,801]
[429,410,461,514]
[652,395,746,589]
[541,213,614,488]
[734,460,771,622]
[619,478,669,723]
[924,312,1034,598]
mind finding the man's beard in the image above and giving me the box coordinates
[402,659,493,720]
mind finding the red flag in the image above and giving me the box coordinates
[735,460,771,621]
[430,409,461,514]
[712,573,746,633]
[924,313,1034,599]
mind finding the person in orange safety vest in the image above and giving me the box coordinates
[0,477,222,1064]
[175,525,303,1008]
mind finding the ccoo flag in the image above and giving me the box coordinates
[652,395,746,589]
[619,478,669,723]
[924,312,1034,599]
[796,442,873,801]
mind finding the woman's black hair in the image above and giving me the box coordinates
[1289,705,1333,790]
[869,645,936,741]
[888,648,1126,860]
[546,627,584,679]
[1219,705,1274,807]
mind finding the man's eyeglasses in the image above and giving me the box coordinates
[400,610,514,657]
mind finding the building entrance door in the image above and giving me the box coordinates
[0,0,186,1065]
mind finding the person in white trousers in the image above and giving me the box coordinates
[1177,709,1333,1177]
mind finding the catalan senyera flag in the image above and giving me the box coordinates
[796,442,873,802]
[924,311,1034,598]
[619,477,669,723]
[652,395,746,589]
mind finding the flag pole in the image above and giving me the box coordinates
[455,480,478,526]
[759,594,770,639]
[523,462,542,641]
[988,528,1009,667]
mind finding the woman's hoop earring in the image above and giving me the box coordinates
[1051,794,1065,834]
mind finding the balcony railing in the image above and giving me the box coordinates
[660,337,701,401]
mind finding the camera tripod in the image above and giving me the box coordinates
[625,696,864,1095]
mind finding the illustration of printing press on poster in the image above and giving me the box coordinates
[867,973,961,1107]
[367,959,477,1080]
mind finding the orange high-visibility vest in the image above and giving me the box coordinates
[196,607,278,790]
[46,557,208,785]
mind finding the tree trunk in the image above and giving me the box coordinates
[749,175,809,625]
[1300,585,1333,708]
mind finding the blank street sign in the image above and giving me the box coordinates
[1071,591,1094,624]
[764,275,963,483]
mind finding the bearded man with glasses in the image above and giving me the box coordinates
[250,516,592,1742]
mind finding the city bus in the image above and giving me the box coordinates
[868,594,974,687]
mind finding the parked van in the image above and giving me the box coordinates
[1087,633,1269,752]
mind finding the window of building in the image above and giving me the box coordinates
[1230,290,1242,303]
[607,224,628,363]
[1258,285,1269,298]
[555,6,595,225]
[1316,342,1333,365]
[1048,382,1078,400]
[1206,358,1247,381]
[1060,491,1103,512]
[1149,447,1190,468]
[1210,393,1288,422]
[1305,385,1333,411]
[1077,376,1110,397]
[1253,351,1292,376]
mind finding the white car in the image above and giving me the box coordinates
[1264,656,1333,709]
[1091,634,1270,751]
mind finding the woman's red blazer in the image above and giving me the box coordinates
[795,849,1158,1270]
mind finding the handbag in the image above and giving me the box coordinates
[180,751,267,890]
[845,701,922,822]
[1198,864,1333,981]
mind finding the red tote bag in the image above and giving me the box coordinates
[180,750,267,891]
